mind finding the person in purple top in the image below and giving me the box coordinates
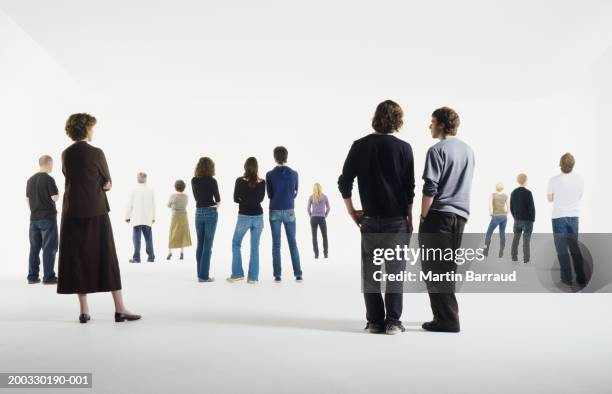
[307,183,330,259]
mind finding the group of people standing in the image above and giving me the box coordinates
[25,104,585,330]
[25,113,333,323]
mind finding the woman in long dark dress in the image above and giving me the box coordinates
[57,113,141,324]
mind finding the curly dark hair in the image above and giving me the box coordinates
[174,179,186,192]
[194,157,215,177]
[432,107,460,136]
[372,100,403,134]
[65,113,97,141]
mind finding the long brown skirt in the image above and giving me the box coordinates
[57,213,122,294]
[168,212,192,249]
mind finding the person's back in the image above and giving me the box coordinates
[266,165,298,210]
[129,183,155,226]
[339,133,414,218]
[510,186,535,222]
[423,137,475,219]
[27,172,58,221]
[548,172,583,219]
[62,141,111,218]
[491,193,508,216]
[169,192,188,213]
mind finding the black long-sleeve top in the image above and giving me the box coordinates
[338,133,415,218]
[234,177,266,215]
[191,176,220,208]
[510,186,535,222]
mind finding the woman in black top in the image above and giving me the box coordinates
[58,113,140,324]
[227,157,266,283]
[191,157,220,282]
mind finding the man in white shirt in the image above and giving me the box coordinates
[127,172,156,263]
[547,153,585,286]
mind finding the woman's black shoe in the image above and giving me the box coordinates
[166,253,172,260]
[79,314,91,324]
[115,312,142,322]
[180,252,184,260]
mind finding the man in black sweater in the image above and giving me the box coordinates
[338,100,415,335]
[510,173,536,263]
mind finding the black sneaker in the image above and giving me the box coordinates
[296,276,303,283]
[273,276,281,283]
[422,320,460,333]
[364,322,384,334]
[129,259,141,263]
[27,278,41,284]
[43,277,58,285]
[385,323,406,335]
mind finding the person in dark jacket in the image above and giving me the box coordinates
[338,100,415,335]
[266,146,302,282]
[58,113,140,324]
[510,173,535,263]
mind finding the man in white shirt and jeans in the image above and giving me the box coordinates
[547,153,585,286]
[127,172,156,263]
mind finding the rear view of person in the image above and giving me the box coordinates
[167,180,192,260]
[192,157,220,282]
[26,155,59,285]
[227,157,266,284]
[266,146,302,282]
[547,153,585,287]
[307,183,330,259]
[338,100,415,335]
[510,173,535,263]
[126,172,156,263]
[483,182,509,258]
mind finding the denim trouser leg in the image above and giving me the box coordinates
[197,208,218,279]
[195,212,206,278]
[248,216,263,281]
[553,217,578,283]
[310,217,320,257]
[484,218,497,248]
[28,222,42,281]
[283,211,302,277]
[40,220,58,280]
[270,211,283,277]
[132,226,142,262]
[231,216,250,278]
[141,225,155,261]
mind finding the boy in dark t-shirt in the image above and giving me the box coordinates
[25,155,59,284]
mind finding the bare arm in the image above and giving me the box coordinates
[421,195,434,219]
[547,193,554,202]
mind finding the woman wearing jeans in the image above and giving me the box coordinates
[484,182,509,258]
[227,157,266,284]
[191,157,220,282]
[307,183,330,258]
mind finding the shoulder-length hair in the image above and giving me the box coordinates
[195,157,215,177]
[243,157,260,188]
[312,183,323,202]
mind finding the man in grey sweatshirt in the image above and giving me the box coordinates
[419,107,475,333]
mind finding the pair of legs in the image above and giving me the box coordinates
[132,225,155,262]
[511,220,533,262]
[310,216,328,258]
[419,211,466,331]
[552,217,585,285]
[231,214,264,281]
[28,219,58,282]
[77,290,131,315]
[195,207,218,280]
[484,215,507,256]
[361,216,409,327]
[270,209,302,278]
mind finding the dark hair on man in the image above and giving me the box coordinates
[431,107,460,136]
[174,179,186,192]
[371,100,403,134]
[39,155,53,167]
[273,146,288,164]
[194,157,215,177]
[65,113,97,141]
[560,152,575,173]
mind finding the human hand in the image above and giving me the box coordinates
[126,219,130,223]
[103,181,112,191]
[349,209,364,227]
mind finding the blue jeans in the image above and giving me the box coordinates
[231,214,264,281]
[270,209,302,278]
[133,225,155,262]
[485,215,507,254]
[552,217,585,284]
[195,207,218,280]
[28,219,58,281]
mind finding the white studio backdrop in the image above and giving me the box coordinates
[1,0,611,278]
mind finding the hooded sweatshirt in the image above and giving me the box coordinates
[266,165,299,210]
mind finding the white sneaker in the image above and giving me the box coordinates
[247,279,258,284]
[226,276,245,283]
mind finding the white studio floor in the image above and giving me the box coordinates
[1,251,612,394]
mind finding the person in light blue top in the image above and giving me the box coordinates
[266,146,302,282]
